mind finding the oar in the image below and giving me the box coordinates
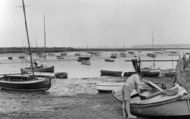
[146,80,163,91]
[140,87,178,100]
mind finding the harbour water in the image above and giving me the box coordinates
[0,51,181,78]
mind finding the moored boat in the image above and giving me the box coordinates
[75,53,81,56]
[161,69,176,77]
[141,70,160,77]
[0,74,51,91]
[6,0,52,92]
[81,59,91,65]
[56,55,64,59]
[147,53,157,58]
[77,56,90,62]
[23,65,54,73]
[110,53,117,58]
[8,57,13,60]
[18,56,25,59]
[104,59,114,62]
[100,70,122,77]
[141,68,161,77]
[120,52,127,57]
[60,52,67,56]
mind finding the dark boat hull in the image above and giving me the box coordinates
[0,75,51,91]
[123,72,136,77]
[104,59,114,62]
[24,66,54,73]
[141,70,160,77]
[77,57,90,62]
[147,53,157,58]
[123,70,160,77]
[100,70,122,77]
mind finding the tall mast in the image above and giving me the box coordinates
[21,0,34,75]
[152,29,155,69]
[44,15,47,60]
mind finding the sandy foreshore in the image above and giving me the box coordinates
[0,76,177,119]
[0,77,127,119]
[0,94,124,119]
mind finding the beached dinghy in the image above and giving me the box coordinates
[113,81,189,117]
[96,82,124,93]
[0,74,51,91]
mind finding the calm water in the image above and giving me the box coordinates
[0,51,182,78]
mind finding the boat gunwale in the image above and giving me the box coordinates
[131,95,183,107]
[0,77,51,84]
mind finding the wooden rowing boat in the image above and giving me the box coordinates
[0,74,51,91]
[112,81,189,117]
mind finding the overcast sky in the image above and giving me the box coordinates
[0,0,190,48]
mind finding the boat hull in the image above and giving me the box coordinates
[131,97,190,117]
[141,70,160,77]
[100,70,122,77]
[147,53,157,58]
[104,59,114,62]
[77,57,90,62]
[112,85,190,117]
[24,66,54,73]
[123,72,136,77]
[0,75,51,91]
[81,60,91,65]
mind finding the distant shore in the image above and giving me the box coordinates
[0,47,189,53]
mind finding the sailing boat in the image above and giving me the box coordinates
[146,30,157,64]
[79,44,91,65]
[142,30,161,77]
[0,0,51,91]
[22,15,54,73]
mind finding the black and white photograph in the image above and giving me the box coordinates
[0,0,190,119]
